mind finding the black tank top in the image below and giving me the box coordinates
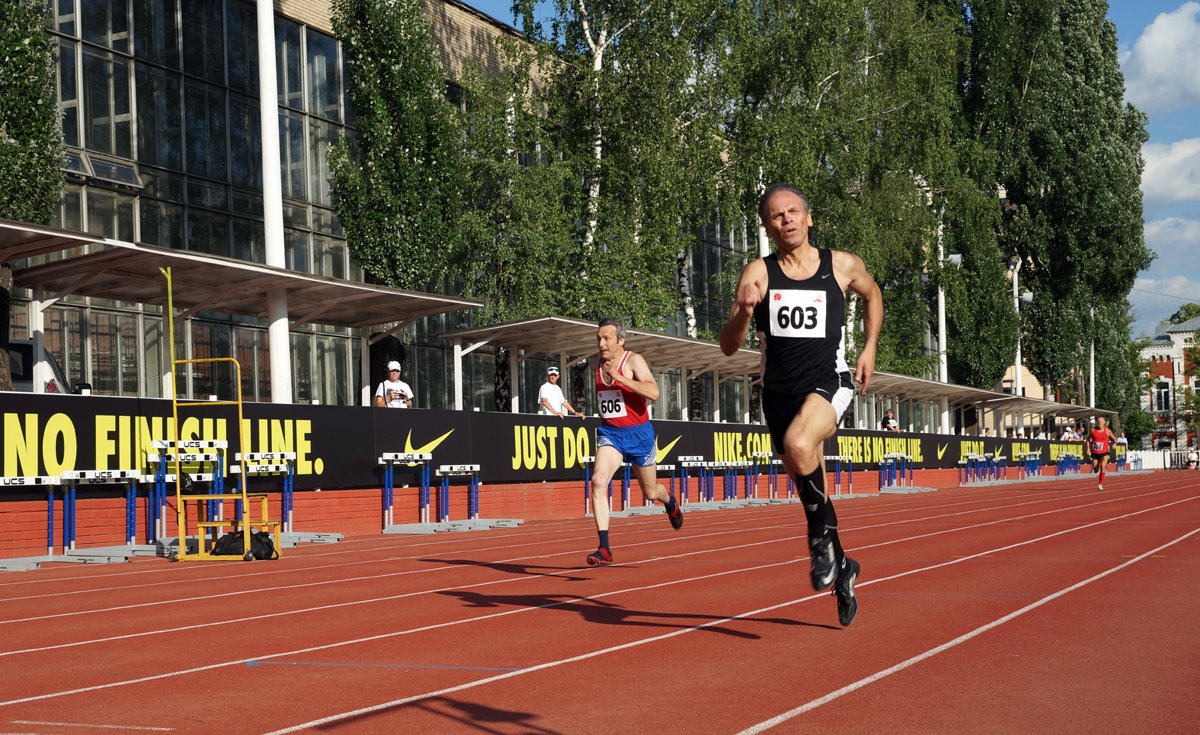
[753,250,851,393]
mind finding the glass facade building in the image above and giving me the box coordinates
[12,0,752,421]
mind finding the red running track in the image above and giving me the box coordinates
[1,471,1197,734]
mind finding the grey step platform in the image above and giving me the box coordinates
[384,518,524,534]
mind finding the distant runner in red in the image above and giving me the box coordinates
[1087,416,1117,490]
[584,317,683,567]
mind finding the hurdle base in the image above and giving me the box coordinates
[384,518,523,534]
[879,485,938,495]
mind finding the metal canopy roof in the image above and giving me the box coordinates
[1,219,482,330]
[440,315,1109,419]
[439,315,763,377]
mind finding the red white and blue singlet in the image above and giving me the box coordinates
[595,351,650,427]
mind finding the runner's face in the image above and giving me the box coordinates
[761,191,811,248]
[597,325,623,358]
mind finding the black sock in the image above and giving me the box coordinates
[796,467,845,565]
[598,530,609,549]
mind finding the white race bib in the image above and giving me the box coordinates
[768,290,827,338]
[598,389,627,419]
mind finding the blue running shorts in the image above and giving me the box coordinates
[596,422,656,467]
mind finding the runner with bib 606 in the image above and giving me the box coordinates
[719,184,883,627]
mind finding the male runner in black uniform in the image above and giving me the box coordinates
[720,184,883,626]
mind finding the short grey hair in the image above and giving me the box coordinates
[598,317,626,340]
[758,184,810,221]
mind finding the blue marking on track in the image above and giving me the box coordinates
[246,660,522,671]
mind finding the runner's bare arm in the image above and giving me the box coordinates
[834,250,882,394]
[720,259,768,356]
[609,351,660,402]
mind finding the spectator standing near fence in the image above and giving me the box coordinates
[584,318,683,566]
[374,361,413,408]
[538,366,582,418]
[718,183,883,627]
[881,409,902,432]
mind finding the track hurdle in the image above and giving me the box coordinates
[751,451,775,499]
[59,469,142,551]
[878,453,912,490]
[678,456,703,504]
[435,464,481,522]
[824,455,853,495]
[378,452,432,526]
[232,452,297,531]
[1,475,63,555]
[657,464,677,505]
[1016,451,1042,479]
[148,440,226,541]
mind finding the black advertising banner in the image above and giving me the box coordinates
[0,394,1113,490]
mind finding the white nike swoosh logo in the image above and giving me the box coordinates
[821,273,831,279]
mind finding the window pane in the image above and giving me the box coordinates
[44,306,86,390]
[229,93,262,189]
[140,198,184,247]
[135,62,182,168]
[279,109,305,199]
[313,233,345,279]
[225,0,258,95]
[82,47,132,157]
[54,0,77,35]
[133,0,179,68]
[82,0,129,53]
[86,188,135,240]
[235,326,268,402]
[290,332,312,404]
[306,30,340,121]
[187,209,230,256]
[191,321,232,399]
[314,335,348,406]
[184,79,227,179]
[307,116,336,206]
[55,183,84,232]
[143,314,164,398]
[276,18,302,109]
[232,216,264,263]
[181,0,224,83]
[285,227,308,273]
[58,40,79,147]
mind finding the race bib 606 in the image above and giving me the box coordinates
[769,290,827,338]
[598,389,627,419]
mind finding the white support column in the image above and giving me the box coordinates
[453,342,464,411]
[359,333,371,406]
[712,372,721,423]
[509,349,519,414]
[257,0,291,403]
[29,290,49,392]
[743,375,751,424]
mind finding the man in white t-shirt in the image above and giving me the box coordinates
[374,361,413,408]
[537,366,581,418]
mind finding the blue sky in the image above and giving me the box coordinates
[461,1,1199,338]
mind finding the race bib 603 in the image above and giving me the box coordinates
[769,289,827,338]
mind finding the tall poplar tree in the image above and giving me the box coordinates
[329,0,466,291]
[0,0,64,391]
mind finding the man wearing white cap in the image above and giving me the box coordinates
[374,361,413,408]
[538,366,582,417]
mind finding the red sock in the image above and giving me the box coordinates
[1099,470,1106,484]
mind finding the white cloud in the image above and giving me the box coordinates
[1122,2,1200,115]
[1141,138,1200,210]
[1130,274,1200,337]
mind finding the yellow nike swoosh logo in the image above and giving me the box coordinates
[656,435,682,464]
[937,443,949,460]
[404,429,455,464]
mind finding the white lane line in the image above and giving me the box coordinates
[10,721,172,731]
[1,480,1176,623]
[1,489,1189,658]
[3,494,1192,713]
[734,526,1200,734]
[260,518,1200,735]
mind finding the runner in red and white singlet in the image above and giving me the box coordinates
[1087,416,1116,490]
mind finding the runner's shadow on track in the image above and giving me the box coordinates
[420,557,591,581]
[436,590,835,636]
[335,694,563,734]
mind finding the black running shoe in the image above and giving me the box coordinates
[667,504,684,530]
[586,546,613,566]
[834,557,860,627]
[809,535,837,591]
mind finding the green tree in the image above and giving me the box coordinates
[0,0,64,391]
[1168,303,1200,325]
[965,0,1151,401]
[1120,407,1155,447]
[329,0,466,291]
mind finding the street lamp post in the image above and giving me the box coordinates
[1009,256,1033,397]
